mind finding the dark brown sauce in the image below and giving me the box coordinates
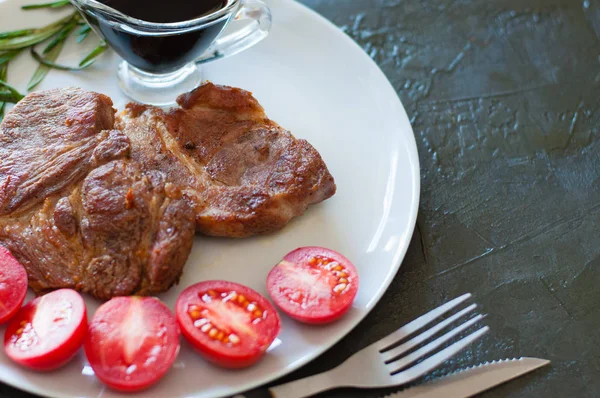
[88,0,229,73]
[99,0,226,23]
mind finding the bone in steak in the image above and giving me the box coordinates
[0,88,195,300]
[117,83,336,237]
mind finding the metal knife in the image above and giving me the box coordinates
[381,357,550,398]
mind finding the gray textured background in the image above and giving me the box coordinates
[3,0,600,397]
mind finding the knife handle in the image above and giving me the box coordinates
[268,368,341,398]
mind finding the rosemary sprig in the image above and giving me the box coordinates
[78,42,107,66]
[0,13,76,51]
[0,63,26,121]
[28,23,76,90]
[0,80,25,103]
[0,49,23,65]
[43,18,77,54]
[0,63,8,121]
[31,40,107,74]
[22,0,72,10]
[0,3,109,99]
[76,24,91,43]
[0,29,35,40]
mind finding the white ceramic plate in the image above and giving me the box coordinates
[0,0,419,396]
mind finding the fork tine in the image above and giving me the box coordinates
[387,313,485,373]
[390,326,489,384]
[376,293,472,350]
[381,303,477,362]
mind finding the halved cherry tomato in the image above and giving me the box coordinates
[84,297,180,392]
[4,289,87,371]
[0,246,28,325]
[267,247,359,324]
[176,280,281,369]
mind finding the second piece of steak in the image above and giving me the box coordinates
[117,83,336,237]
[0,88,195,300]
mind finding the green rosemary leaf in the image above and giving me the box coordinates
[21,0,71,10]
[50,0,71,8]
[0,64,7,82]
[0,29,35,40]
[0,13,76,51]
[78,41,107,67]
[28,37,69,90]
[30,45,74,71]
[0,68,6,88]
[0,80,24,103]
[0,49,22,65]
[0,63,7,122]
[43,19,76,54]
[0,93,17,103]
[30,40,106,72]
[76,24,91,44]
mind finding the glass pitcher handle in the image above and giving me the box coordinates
[195,0,272,64]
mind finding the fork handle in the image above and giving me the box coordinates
[268,369,341,398]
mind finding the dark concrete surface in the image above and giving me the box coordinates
[2,0,599,397]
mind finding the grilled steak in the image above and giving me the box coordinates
[117,82,336,237]
[0,88,195,300]
[0,83,335,299]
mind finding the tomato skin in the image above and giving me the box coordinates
[267,247,359,325]
[0,246,28,325]
[3,289,87,371]
[84,297,180,392]
[176,280,281,369]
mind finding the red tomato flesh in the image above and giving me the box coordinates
[84,297,180,392]
[267,247,359,324]
[4,289,87,371]
[0,246,28,325]
[176,280,281,369]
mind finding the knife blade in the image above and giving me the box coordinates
[381,357,550,398]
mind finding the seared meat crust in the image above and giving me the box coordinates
[0,88,195,300]
[117,83,336,237]
[0,83,335,300]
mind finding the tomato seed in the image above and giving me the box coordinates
[226,291,237,301]
[187,305,204,320]
[193,318,209,327]
[333,283,347,293]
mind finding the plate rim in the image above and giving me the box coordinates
[0,0,421,396]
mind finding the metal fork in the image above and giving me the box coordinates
[268,293,488,398]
